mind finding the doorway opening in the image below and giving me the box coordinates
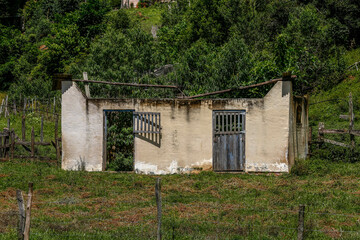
[213,110,245,171]
[104,110,134,171]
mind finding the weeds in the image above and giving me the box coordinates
[1,159,360,239]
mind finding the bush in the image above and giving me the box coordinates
[290,159,310,176]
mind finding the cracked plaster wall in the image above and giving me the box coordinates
[61,80,307,173]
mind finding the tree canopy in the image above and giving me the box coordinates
[0,0,359,99]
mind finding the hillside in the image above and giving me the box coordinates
[1,0,360,99]
[307,48,360,161]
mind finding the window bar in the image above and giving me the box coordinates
[155,114,158,133]
[240,134,243,163]
[226,113,229,132]
[221,112,224,133]
[145,113,148,133]
[140,113,143,132]
[133,113,135,133]
[136,114,139,133]
[151,113,154,133]
[242,113,245,132]
[232,112,235,132]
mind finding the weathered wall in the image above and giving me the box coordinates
[62,80,307,173]
[293,96,309,160]
[121,0,138,7]
[119,0,171,8]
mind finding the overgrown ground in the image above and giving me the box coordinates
[308,48,360,162]
[0,158,360,239]
[127,4,164,33]
[0,112,60,160]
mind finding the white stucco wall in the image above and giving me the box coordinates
[62,80,307,173]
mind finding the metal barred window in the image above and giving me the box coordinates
[133,112,161,134]
[213,111,245,135]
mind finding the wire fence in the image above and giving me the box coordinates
[0,95,61,119]
[1,180,360,239]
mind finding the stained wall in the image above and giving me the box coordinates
[61,80,308,173]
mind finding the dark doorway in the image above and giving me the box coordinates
[213,110,245,171]
[104,110,134,171]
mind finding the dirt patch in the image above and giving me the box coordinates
[45,175,57,180]
[322,180,335,186]
[80,192,92,199]
[100,207,155,228]
[0,187,16,198]
[246,181,269,191]
[0,210,17,233]
[221,177,246,189]
[0,188,16,207]
[36,188,55,195]
[167,203,217,219]
[322,226,341,239]
[165,179,197,193]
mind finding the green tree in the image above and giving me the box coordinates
[0,25,23,90]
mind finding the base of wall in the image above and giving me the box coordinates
[245,162,289,173]
[134,159,213,175]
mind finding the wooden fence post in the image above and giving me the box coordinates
[22,116,26,141]
[349,93,355,149]
[40,116,44,143]
[34,97,37,115]
[16,190,25,240]
[297,205,305,240]
[155,178,162,240]
[31,127,35,159]
[307,127,312,158]
[5,95,8,118]
[4,130,9,160]
[46,100,49,119]
[53,97,56,117]
[23,98,26,116]
[11,129,15,159]
[55,115,60,160]
[0,99,4,116]
[318,122,324,149]
[13,101,17,115]
[83,72,91,98]
[7,117,10,130]
[24,183,33,240]
[0,133,2,159]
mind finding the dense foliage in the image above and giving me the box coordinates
[106,111,134,171]
[0,0,359,99]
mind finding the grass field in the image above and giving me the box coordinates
[0,158,360,239]
[127,4,164,33]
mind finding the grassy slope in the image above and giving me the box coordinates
[127,5,164,33]
[0,93,6,103]
[0,113,60,160]
[0,159,360,239]
[309,48,360,156]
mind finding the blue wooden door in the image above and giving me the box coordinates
[213,111,245,171]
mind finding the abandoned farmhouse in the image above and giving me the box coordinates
[61,77,308,174]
